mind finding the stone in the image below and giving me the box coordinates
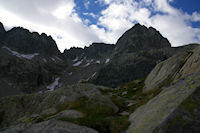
[41,108,57,117]
[57,110,84,119]
[143,51,190,93]
[119,111,129,116]
[127,71,200,133]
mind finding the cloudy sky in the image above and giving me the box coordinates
[0,0,199,52]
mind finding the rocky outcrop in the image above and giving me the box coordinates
[127,71,200,133]
[143,52,191,92]
[144,46,200,93]
[175,46,200,79]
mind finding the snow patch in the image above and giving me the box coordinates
[105,58,110,63]
[91,72,97,77]
[51,57,56,61]
[46,77,60,91]
[83,62,90,67]
[68,72,73,75]
[87,72,97,80]
[43,58,47,62]
[55,56,62,61]
[73,60,83,66]
[95,60,100,64]
[2,46,39,60]
[72,57,78,62]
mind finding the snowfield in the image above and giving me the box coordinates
[73,60,83,66]
[2,46,39,60]
[46,77,60,91]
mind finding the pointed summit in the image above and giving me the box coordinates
[115,23,171,53]
[0,22,6,39]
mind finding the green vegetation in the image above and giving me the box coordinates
[100,79,162,113]
[57,79,162,133]
[57,96,129,133]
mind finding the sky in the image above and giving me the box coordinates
[0,0,199,52]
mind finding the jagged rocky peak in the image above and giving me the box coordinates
[115,23,171,53]
[63,42,114,59]
[1,23,61,56]
[0,22,6,39]
[84,43,114,58]
[63,47,84,59]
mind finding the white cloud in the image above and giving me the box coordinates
[191,12,200,22]
[84,1,90,9]
[0,0,100,52]
[153,0,178,14]
[83,12,97,18]
[52,2,75,19]
[95,0,200,46]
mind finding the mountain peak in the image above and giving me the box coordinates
[0,22,6,39]
[115,23,171,53]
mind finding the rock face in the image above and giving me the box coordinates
[175,46,200,79]
[115,24,171,53]
[143,52,191,92]
[154,86,200,133]
[144,45,200,93]
[128,46,200,133]
[128,71,200,133]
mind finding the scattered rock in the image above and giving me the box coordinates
[119,111,129,116]
[57,110,84,119]
[122,91,128,95]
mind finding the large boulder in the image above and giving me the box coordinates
[175,46,200,79]
[143,51,191,92]
[127,71,200,133]
[144,45,200,93]
[154,85,200,133]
